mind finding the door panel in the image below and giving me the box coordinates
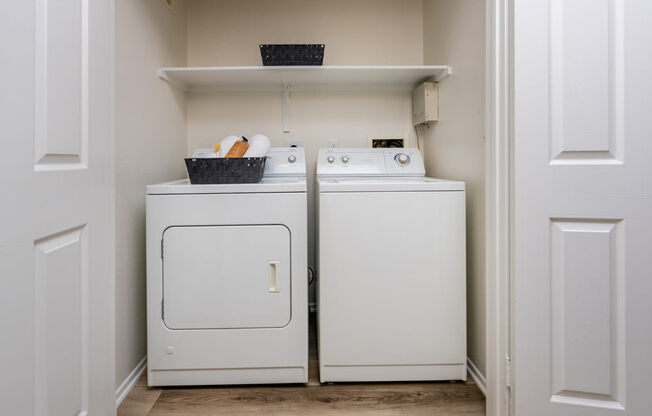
[0,0,114,415]
[549,0,623,163]
[34,0,87,169]
[514,0,652,414]
[163,225,291,329]
[34,227,86,416]
[549,220,624,406]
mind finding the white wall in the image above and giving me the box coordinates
[422,0,486,376]
[185,0,424,273]
[115,0,188,389]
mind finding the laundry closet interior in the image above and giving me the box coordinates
[116,0,486,411]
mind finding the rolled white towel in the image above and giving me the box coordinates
[244,134,271,157]
[217,135,241,157]
[191,148,218,158]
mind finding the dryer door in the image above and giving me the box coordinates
[162,225,291,329]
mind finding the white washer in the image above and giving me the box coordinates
[146,147,308,386]
[316,148,466,382]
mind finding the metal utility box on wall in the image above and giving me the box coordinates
[412,81,439,125]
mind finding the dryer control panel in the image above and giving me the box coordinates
[264,147,306,177]
[317,148,425,177]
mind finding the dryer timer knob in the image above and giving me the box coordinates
[341,155,350,163]
[396,153,410,165]
[288,155,296,163]
[327,156,335,163]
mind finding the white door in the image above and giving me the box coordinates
[0,1,115,415]
[513,0,652,415]
[163,225,291,329]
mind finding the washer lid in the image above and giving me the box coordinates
[318,177,465,192]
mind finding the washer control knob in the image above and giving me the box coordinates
[396,153,410,165]
[327,156,335,163]
[341,155,350,163]
[288,155,296,163]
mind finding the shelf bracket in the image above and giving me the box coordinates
[157,69,189,92]
[282,83,291,133]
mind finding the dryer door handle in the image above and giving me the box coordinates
[267,261,280,293]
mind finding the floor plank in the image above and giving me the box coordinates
[147,381,484,416]
[117,373,163,416]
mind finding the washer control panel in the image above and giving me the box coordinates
[317,148,424,177]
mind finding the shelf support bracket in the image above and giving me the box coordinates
[282,83,291,133]
[156,69,189,92]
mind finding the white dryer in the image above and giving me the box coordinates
[316,148,466,382]
[146,147,308,386]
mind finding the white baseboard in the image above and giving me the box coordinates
[115,356,147,408]
[467,357,487,396]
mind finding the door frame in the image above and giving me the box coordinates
[485,0,512,415]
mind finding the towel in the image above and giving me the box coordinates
[191,148,218,158]
[244,134,271,157]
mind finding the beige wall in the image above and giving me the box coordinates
[115,0,188,388]
[114,0,487,386]
[185,0,424,273]
[187,0,424,66]
[422,0,486,375]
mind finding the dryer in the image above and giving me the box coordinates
[316,148,466,382]
[146,147,308,386]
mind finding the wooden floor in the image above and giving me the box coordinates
[119,317,485,416]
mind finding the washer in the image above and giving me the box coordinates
[316,147,466,382]
[146,147,308,386]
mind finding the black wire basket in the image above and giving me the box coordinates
[185,157,267,184]
[259,44,325,66]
